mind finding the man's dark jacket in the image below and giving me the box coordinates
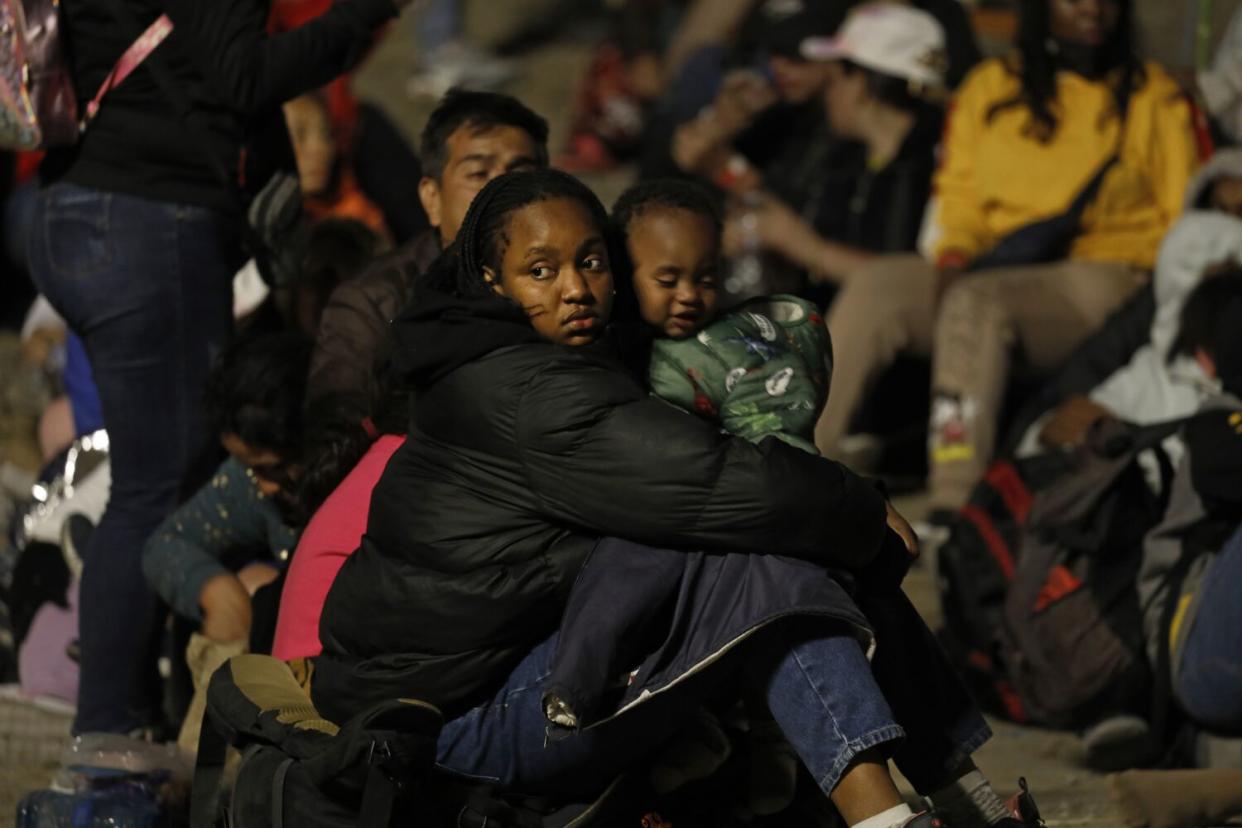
[314,284,887,723]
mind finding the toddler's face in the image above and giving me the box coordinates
[627,207,721,339]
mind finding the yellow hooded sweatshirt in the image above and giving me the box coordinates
[933,57,1200,270]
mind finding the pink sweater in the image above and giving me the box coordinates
[272,434,404,660]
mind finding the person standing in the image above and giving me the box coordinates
[29,0,410,734]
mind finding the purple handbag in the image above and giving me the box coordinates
[0,0,171,150]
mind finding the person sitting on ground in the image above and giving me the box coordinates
[816,0,1201,516]
[1139,270,1242,742]
[238,218,387,340]
[613,178,832,455]
[271,358,405,661]
[656,0,843,193]
[1197,1,1242,146]
[317,168,1035,828]
[1007,149,1242,457]
[719,3,950,289]
[284,91,390,242]
[142,333,311,647]
[305,89,549,437]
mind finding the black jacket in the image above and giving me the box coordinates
[306,230,441,421]
[314,286,888,722]
[44,0,396,212]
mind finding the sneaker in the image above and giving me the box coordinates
[59,513,93,581]
[995,777,1044,828]
[902,811,946,828]
[911,508,955,555]
[1082,714,1155,772]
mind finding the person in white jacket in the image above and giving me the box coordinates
[1017,149,1242,457]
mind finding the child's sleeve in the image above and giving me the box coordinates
[141,458,280,621]
[718,298,831,453]
[648,337,727,422]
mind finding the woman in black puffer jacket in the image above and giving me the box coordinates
[315,170,1002,824]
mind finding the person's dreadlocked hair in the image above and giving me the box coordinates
[987,0,1141,143]
[421,168,614,302]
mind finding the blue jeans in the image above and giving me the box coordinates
[1175,527,1242,734]
[29,182,240,733]
[438,610,990,800]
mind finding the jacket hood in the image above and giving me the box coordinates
[1151,211,1242,359]
[1183,148,1242,209]
[391,281,544,389]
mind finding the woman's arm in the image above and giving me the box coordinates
[162,0,403,118]
[515,360,888,567]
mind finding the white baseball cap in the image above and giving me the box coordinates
[801,3,948,93]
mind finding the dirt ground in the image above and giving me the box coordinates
[1,8,1132,824]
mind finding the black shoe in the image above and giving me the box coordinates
[995,777,1044,828]
[902,811,946,828]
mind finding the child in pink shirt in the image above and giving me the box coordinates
[272,434,404,659]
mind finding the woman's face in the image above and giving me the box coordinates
[485,197,614,346]
[823,61,868,139]
[1048,0,1120,48]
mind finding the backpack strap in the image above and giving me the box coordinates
[79,14,174,129]
[190,704,231,828]
[270,757,295,828]
[357,761,397,828]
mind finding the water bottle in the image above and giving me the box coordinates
[16,780,164,827]
[724,191,766,304]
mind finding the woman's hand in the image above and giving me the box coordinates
[885,502,920,561]
[1039,395,1116,449]
[199,573,252,643]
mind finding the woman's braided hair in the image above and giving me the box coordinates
[423,168,614,301]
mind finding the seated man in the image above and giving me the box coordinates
[299,90,551,516]
[304,89,549,433]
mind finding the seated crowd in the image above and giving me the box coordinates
[4,0,1242,825]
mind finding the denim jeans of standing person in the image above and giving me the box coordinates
[1175,527,1242,734]
[29,181,240,733]
[437,603,990,800]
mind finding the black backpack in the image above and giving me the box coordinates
[190,655,443,828]
[190,655,657,828]
[938,419,1182,728]
[937,453,1074,723]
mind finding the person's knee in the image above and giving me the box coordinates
[939,276,1004,329]
[831,257,923,332]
